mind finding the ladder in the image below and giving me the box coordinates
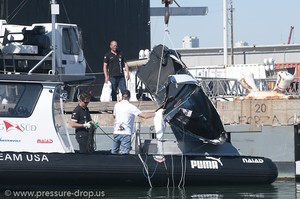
[1,54,18,98]
[2,54,16,74]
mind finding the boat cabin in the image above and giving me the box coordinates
[0,74,94,153]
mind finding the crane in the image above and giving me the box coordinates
[287,26,294,44]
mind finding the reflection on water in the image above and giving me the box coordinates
[297,183,300,199]
[0,181,296,198]
[100,181,296,199]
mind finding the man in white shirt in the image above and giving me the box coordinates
[112,90,155,154]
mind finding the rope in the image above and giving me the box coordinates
[182,156,187,186]
[165,30,186,68]
[163,160,170,187]
[171,124,214,152]
[138,154,153,188]
[155,15,189,96]
[177,155,187,187]
[96,123,150,154]
[175,122,186,187]
[155,25,168,95]
[97,125,156,188]
[86,123,96,152]
[7,0,28,23]
[173,0,181,7]
[171,154,175,187]
[61,1,71,24]
[97,125,132,152]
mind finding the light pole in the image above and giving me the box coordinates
[230,0,234,65]
[223,0,228,66]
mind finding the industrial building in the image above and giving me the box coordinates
[177,44,300,78]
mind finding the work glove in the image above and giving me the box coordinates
[83,122,91,129]
[94,122,99,129]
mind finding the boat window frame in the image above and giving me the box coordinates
[0,83,42,118]
[62,27,80,55]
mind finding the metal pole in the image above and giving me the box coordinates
[230,0,234,65]
[134,122,141,154]
[28,50,53,74]
[223,0,228,66]
[51,0,59,74]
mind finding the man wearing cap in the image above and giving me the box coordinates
[111,89,155,154]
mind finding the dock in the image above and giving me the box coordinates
[64,101,158,113]
[219,98,300,179]
[64,101,159,127]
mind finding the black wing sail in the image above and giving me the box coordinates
[137,44,226,144]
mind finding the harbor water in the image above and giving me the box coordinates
[0,181,297,198]
[98,181,297,198]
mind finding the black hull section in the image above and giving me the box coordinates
[137,45,190,104]
[137,45,225,142]
[0,152,277,188]
[166,84,225,141]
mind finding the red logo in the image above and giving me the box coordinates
[3,120,23,132]
[37,139,53,144]
[153,155,166,163]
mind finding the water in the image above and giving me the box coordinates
[0,181,296,198]
[99,181,297,198]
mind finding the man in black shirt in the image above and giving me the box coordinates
[70,93,94,153]
[103,40,129,101]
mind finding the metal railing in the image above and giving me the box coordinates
[198,77,300,100]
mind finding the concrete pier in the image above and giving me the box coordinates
[216,98,300,179]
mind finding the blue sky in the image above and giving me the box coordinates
[150,0,300,49]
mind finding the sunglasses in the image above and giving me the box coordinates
[82,100,90,104]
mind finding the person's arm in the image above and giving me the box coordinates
[103,62,109,83]
[138,112,155,119]
[124,61,130,81]
[70,108,82,128]
[70,120,85,128]
[70,108,92,129]
[70,120,92,129]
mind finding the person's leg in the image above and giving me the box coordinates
[120,134,131,154]
[76,131,89,153]
[111,134,121,154]
[87,129,95,153]
[118,76,127,94]
[109,77,118,101]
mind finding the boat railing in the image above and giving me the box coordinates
[28,50,53,74]
[198,77,300,100]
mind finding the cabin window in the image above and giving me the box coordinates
[0,83,42,117]
[62,27,80,55]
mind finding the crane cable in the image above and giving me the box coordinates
[155,1,187,95]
